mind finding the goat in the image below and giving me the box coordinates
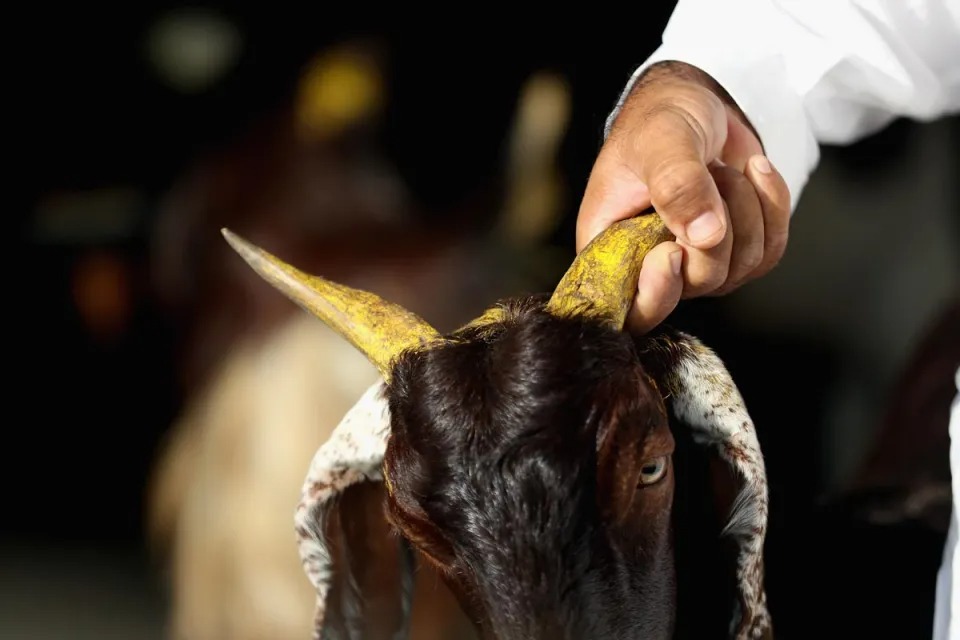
[222,212,772,639]
[147,40,571,640]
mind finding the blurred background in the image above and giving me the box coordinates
[9,5,958,639]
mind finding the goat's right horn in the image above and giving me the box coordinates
[222,228,442,379]
[546,213,674,329]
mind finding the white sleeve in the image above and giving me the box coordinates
[605,0,960,212]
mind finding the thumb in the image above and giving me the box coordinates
[628,106,729,250]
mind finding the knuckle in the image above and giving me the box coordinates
[709,280,740,298]
[770,176,792,210]
[766,228,790,260]
[717,171,762,221]
[759,177,792,224]
[714,165,751,193]
[754,237,788,279]
[705,267,729,292]
[738,243,765,274]
[649,161,711,216]
[686,262,728,294]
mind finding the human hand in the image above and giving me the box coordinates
[577,61,791,334]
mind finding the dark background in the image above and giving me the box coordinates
[8,5,959,638]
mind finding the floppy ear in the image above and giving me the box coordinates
[295,380,415,640]
[637,328,772,640]
[318,480,416,640]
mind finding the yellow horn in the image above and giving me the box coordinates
[221,228,442,379]
[545,213,674,328]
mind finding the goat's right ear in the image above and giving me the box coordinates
[295,380,415,640]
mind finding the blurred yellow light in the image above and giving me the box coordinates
[295,47,384,140]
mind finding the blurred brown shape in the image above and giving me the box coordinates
[71,250,132,343]
[146,39,570,640]
[846,296,959,531]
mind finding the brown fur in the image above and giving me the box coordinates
[381,297,681,639]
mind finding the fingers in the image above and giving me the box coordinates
[678,176,733,298]
[707,155,790,296]
[745,155,791,280]
[719,106,765,172]
[708,164,764,295]
[626,241,684,335]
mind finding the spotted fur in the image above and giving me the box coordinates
[640,329,771,639]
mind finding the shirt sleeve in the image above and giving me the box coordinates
[605,0,960,212]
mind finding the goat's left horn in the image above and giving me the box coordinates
[546,213,674,329]
[222,228,442,379]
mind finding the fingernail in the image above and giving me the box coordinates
[668,249,682,276]
[751,155,772,174]
[686,211,723,244]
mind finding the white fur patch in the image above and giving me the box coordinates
[666,332,771,639]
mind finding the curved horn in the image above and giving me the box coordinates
[545,213,674,328]
[221,228,442,379]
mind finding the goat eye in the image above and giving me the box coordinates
[638,457,668,486]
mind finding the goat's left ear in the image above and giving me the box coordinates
[316,480,415,639]
[295,380,415,640]
[637,328,773,640]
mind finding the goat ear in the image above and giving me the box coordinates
[318,480,416,639]
[295,380,415,639]
[637,328,773,640]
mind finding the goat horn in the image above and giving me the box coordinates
[221,228,442,379]
[546,213,674,328]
